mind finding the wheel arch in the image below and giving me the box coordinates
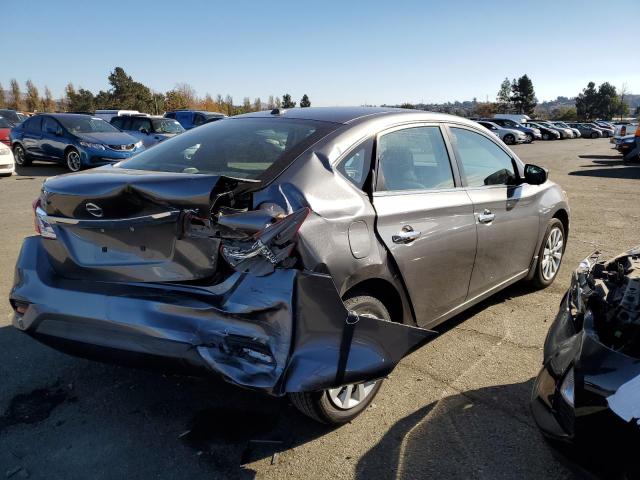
[341,277,407,325]
[552,208,569,240]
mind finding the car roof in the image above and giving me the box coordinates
[46,113,96,119]
[232,106,481,126]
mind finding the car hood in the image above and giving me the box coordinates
[75,131,139,145]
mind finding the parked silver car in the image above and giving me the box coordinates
[550,121,581,138]
[476,120,527,145]
[10,107,570,425]
[536,121,574,139]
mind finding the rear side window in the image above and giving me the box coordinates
[42,117,60,134]
[119,117,336,181]
[193,114,206,126]
[130,117,152,132]
[450,127,517,187]
[26,117,42,133]
[377,126,454,192]
[337,138,373,190]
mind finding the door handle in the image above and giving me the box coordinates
[392,227,421,244]
[477,209,495,224]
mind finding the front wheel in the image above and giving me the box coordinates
[531,219,565,288]
[13,144,31,167]
[525,133,534,143]
[542,133,550,140]
[591,132,598,139]
[503,134,515,145]
[65,148,82,172]
[289,294,389,425]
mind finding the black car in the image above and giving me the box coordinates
[531,248,640,475]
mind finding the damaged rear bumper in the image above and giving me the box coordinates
[10,236,435,396]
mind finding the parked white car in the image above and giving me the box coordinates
[550,121,581,138]
[476,121,527,145]
[0,141,15,176]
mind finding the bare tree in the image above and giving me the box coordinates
[25,80,40,112]
[42,86,56,112]
[0,82,5,109]
[9,79,23,110]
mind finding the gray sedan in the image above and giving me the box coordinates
[10,107,570,425]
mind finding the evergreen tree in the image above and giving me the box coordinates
[575,82,600,120]
[281,93,296,108]
[300,94,311,107]
[510,74,537,115]
[496,77,511,113]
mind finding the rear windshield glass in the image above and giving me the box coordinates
[58,116,120,133]
[118,117,336,180]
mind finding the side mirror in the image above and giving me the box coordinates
[524,164,548,185]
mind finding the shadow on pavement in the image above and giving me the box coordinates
[14,162,67,178]
[355,379,598,479]
[569,166,640,180]
[578,154,621,160]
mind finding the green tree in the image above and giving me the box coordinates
[575,82,599,119]
[253,97,262,111]
[496,77,512,113]
[105,67,155,111]
[399,102,415,109]
[242,97,252,113]
[9,79,23,110]
[553,106,578,121]
[300,94,311,107]
[165,89,191,111]
[25,80,40,112]
[595,82,618,120]
[281,93,296,108]
[224,95,234,116]
[510,74,537,115]
[0,83,5,109]
[42,86,56,112]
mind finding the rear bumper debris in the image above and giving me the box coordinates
[10,236,436,395]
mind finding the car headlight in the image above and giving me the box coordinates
[134,140,143,149]
[79,141,106,150]
[560,367,575,407]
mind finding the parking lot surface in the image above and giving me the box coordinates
[1,138,638,479]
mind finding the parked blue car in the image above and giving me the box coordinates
[110,115,185,148]
[164,110,226,130]
[10,113,144,172]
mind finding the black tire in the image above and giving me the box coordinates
[65,148,82,172]
[525,133,534,143]
[289,294,390,425]
[542,132,550,140]
[12,144,31,167]
[531,218,565,289]
[503,134,515,145]
[591,132,598,139]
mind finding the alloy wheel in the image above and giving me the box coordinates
[66,150,81,172]
[13,146,25,165]
[542,227,563,280]
[327,381,378,410]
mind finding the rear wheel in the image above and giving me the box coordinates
[531,218,565,288]
[289,294,390,425]
[591,132,598,139]
[65,148,82,172]
[13,144,31,167]
[525,133,534,143]
[542,132,550,140]
[503,134,515,145]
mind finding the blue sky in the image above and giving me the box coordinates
[3,0,639,105]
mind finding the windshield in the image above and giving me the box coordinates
[58,116,120,134]
[151,118,185,134]
[118,117,336,180]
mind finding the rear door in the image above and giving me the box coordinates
[40,117,66,160]
[22,117,43,157]
[372,124,477,327]
[446,125,540,299]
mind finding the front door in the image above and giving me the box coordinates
[372,124,477,327]
[40,117,66,160]
[447,125,541,299]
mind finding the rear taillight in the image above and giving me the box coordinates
[32,197,56,239]
[220,207,309,275]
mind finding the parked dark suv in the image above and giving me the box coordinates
[164,110,226,130]
[10,107,570,424]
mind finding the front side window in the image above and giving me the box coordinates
[57,116,120,134]
[450,127,517,187]
[377,126,454,191]
[152,118,185,134]
[42,117,60,134]
[119,117,336,180]
[110,117,125,129]
[193,114,206,126]
[130,117,152,132]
